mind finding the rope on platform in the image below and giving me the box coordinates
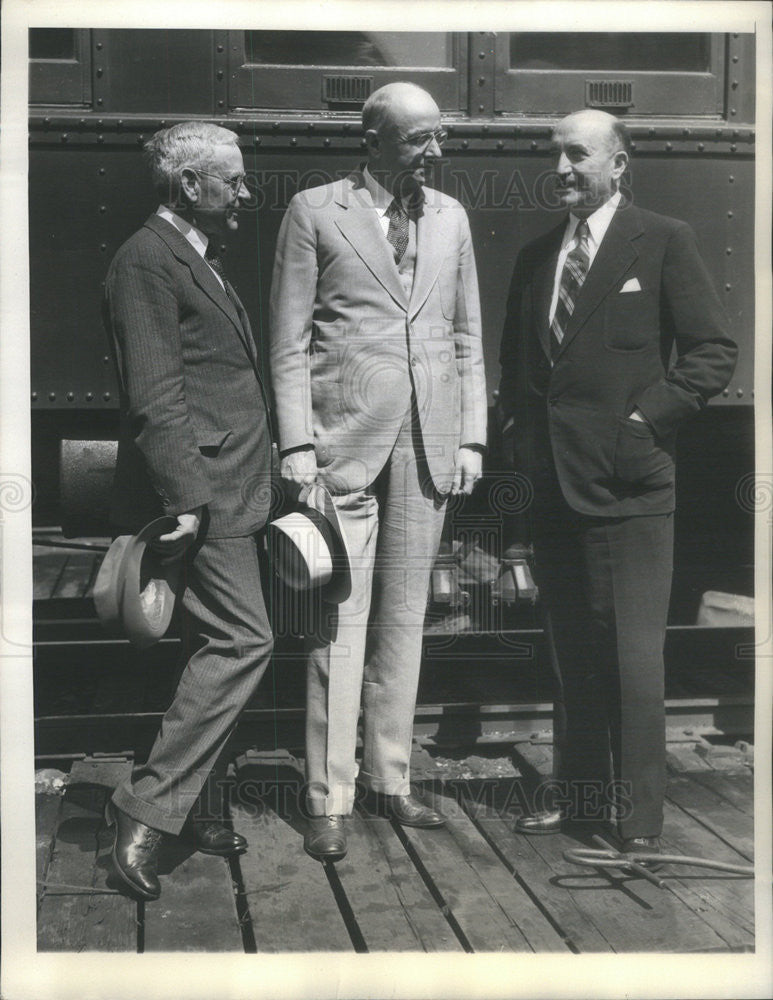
[562,834,754,888]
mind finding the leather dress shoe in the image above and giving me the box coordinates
[304,815,347,862]
[183,820,247,856]
[514,808,563,835]
[621,836,662,870]
[383,793,446,828]
[104,800,163,901]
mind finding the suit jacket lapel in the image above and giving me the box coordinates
[408,198,445,320]
[144,215,257,364]
[533,228,563,360]
[555,201,642,359]
[333,174,408,311]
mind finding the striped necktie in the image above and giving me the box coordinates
[550,220,590,362]
[205,243,231,299]
[385,198,409,264]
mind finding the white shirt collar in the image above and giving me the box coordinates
[156,204,209,258]
[564,189,622,249]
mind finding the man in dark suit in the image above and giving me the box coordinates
[498,110,736,858]
[102,121,274,900]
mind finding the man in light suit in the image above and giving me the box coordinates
[103,122,274,899]
[270,82,486,861]
[498,110,736,858]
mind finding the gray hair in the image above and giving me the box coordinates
[143,121,239,200]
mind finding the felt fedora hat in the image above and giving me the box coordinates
[266,482,351,604]
[93,515,182,649]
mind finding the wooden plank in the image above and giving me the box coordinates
[689,768,753,817]
[143,846,243,952]
[654,800,754,950]
[335,808,461,952]
[33,551,68,600]
[38,759,137,952]
[397,791,542,952]
[424,786,569,952]
[665,773,754,860]
[667,745,714,773]
[35,793,62,907]
[229,753,352,952]
[52,551,102,598]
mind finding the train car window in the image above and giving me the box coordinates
[29,28,92,106]
[228,30,465,112]
[496,32,726,117]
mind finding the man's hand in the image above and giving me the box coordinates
[152,507,203,564]
[451,446,483,496]
[280,447,318,487]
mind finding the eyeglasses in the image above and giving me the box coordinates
[196,169,247,194]
[397,129,447,150]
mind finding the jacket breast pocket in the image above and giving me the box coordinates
[603,289,657,351]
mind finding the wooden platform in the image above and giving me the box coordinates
[35,743,755,954]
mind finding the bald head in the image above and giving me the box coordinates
[362,82,443,198]
[551,110,630,217]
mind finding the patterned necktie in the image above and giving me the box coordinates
[550,220,590,361]
[385,198,409,264]
[205,243,231,299]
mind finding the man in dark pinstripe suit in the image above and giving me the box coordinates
[102,122,274,901]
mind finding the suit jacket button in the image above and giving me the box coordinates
[161,498,171,506]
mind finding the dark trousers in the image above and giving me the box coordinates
[532,487,673,839]
[112,534,274,835]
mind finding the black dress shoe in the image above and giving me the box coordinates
[621,836,662,870]
[514,808,563,835]
[304,815,347,862]
[104,800,163,901]
[383,793,446,828]
[183,820,248,856]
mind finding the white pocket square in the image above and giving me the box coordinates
[620,277,642,293]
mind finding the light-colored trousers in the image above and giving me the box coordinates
[306,410,448,816]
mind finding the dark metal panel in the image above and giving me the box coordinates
[92,29,215,115]
[29,28,92,107]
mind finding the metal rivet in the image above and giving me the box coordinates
[731,144,737,152]
[97,99,103,106]
[96,67,103,77]
[103,356,110,364]
[61,133,69,143]
[665,142,672,151]
[496,140,504,150]
[99,167,106,175]
[49,392,56,402]
[727,211,734,218]
[217,70,224,80]
[97,120,103,128]
[482,125,489,133]
[729,175,735,183]
[100,243,107,251]
[218,100,224,108]
[273,122,280,131]
[359,138,366,147]
[255,137,261,146]
[217,44,224,53]
[67,392,74,402]
[730,109,736,116]
[86,392,94,402]
[478,76,485,85]
[323,138,331,147]
[648,127,655,137]
[462,139,469,149]
[290,137,297,146]
[732,130,740,139]
[732,55,739,63]
[682,128,690,137]
[44,117,51,126]
[725,283,732,291]
[99,205,107,213]
[478,104,485,112]
[31,392,38,402]
[103,392,111,402]
[478,51,486,59]
[79,118,86,127]
[138,136,145,145]
[697,143,704,152]
[726,247,732,255]
[736,388,743,398]
[732,80,738,89]
[630,142,637,152]
[716,129,723,138]
[530,141,538,151]
[722,389,729,397]
[307,123,315,132]
[97,135,104,144]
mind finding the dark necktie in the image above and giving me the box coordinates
[550,219,590,361]
[385,198,409,264]
[205,243,231,299]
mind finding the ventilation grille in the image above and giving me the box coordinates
[323,75,373,105]
[585,80,634,109]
